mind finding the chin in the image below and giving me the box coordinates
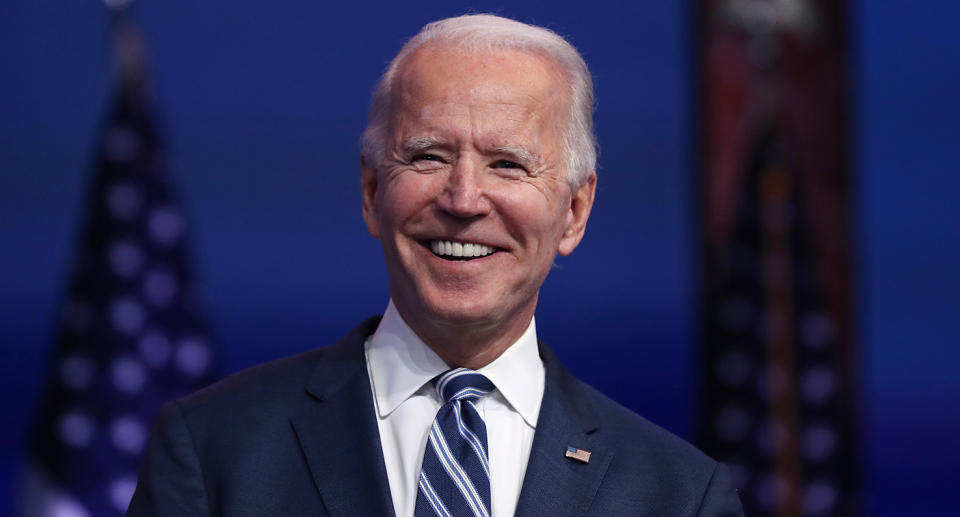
[421,294,501,327]
[416,283,527,328]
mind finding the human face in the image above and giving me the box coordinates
[362,45,596,343]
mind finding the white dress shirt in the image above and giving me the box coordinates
[365,300,545,517]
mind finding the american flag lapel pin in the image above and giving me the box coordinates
[565,446,591,463]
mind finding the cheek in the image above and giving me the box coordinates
[378,174,439,225]
[494,189,569,246]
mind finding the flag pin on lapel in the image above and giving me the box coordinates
[565,446,591,463]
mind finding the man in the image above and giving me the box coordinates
[129,14,744,517]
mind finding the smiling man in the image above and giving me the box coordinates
[361,40,595,371]
[129,14,743,517]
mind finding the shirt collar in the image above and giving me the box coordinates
[366,299,544,427]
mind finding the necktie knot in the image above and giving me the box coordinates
[432,368,494,404]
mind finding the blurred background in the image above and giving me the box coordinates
[1,0,957,516]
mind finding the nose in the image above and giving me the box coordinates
[436,158,491,219]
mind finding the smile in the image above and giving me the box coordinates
[428,240,497,261]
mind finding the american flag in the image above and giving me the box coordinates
[23,13,215,517]
[565,446,592,464]
[698,0,858,515]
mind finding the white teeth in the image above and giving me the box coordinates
[429,240,495,258]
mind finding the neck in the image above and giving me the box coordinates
[394,304,536,370]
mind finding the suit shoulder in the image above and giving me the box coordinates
[170,346,326,425]
[177,316,379,411]
[570,381,743,514]
[578,379,718,473]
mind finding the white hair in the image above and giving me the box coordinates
[360,14,597,187]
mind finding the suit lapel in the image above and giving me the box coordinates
[515,343,613,517]
[290,318,396,517]
[288,322,612,516]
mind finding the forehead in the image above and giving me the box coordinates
[391,44,569,123]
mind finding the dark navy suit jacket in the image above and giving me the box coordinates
[128,318,744,516]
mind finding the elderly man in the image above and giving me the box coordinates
[129,14,743,517]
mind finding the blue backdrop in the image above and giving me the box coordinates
[1,1,957,515]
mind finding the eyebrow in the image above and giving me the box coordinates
[400,138,541,168]
[401,136,448,155]
[492,146,540,167]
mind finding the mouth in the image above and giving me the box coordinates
[421,239,500,261]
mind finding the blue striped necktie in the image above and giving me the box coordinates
[415,368,495,517]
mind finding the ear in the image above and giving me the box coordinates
[361,157,380,237]
[557,172,597,256]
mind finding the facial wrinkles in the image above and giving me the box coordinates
[470,100,556,181]
[388,47,570,205]
[390,107,541,172]
[471,103,545,164]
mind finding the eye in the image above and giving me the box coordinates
[491,159,523,169]
[412,153,444,163]
[408,153,448,172]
